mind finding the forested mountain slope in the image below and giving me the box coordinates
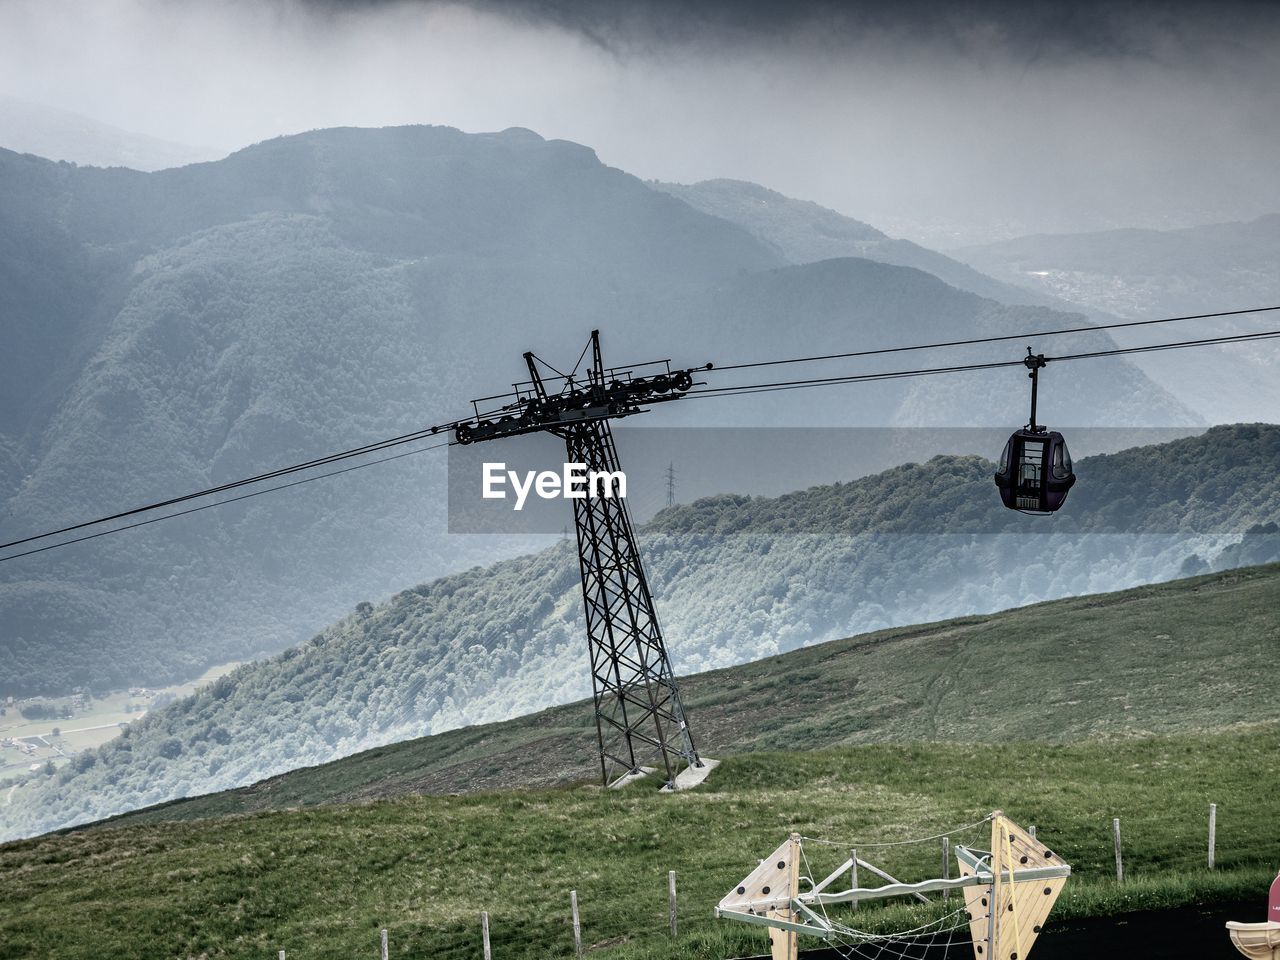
[0,126,772,698]
[4,424,1276,840]
[0,125,1194,698]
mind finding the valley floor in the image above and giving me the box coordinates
[0,660,242,798]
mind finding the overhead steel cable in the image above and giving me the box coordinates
[684,327,1280,402]
[4,314,1279,563]
[0,439,452,563]
[428,303,1280,415]
[0,421,459,553]
[711,304,1280,372]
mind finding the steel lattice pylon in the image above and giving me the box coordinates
[560,417,699,787]
[454,330,704,788]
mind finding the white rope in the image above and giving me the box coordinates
[744,826,994,960]
[795,833,977,954]
[793,831,982,960]
[827,908,981,960]
[799,835,835,934]
[828,905,973,942]
[801,812,994,849]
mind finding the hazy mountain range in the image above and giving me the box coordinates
[0,96,218,171]
[5,424,1278,840]
[952,216,1280,424]
[654,178,1033,304]
[0,124,1204,699]
[660,178,1280,426]
[953,215,1280,320]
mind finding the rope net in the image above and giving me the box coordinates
[790,815,999,960]
[827,908,981,960]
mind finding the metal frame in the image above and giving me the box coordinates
[804,858,1070,909]
[718,853,1069,924]
[561,414,700,786]
[716,908,837,940]
[1023,348,1048,433]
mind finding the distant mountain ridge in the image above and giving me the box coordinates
[4,423,1277,841]
[952,214,1280,319]
[0,96,218,171]
[654,178,1042,305]
[660,180,1280,427]
[0,124,1194,699]
[951,215,1280,424]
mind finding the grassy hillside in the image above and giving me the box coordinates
[101,562,1280,826]
[7,428,1279,840]
[4,728,1278,960]
[6,565,1280,959]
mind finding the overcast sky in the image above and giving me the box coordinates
[1,0,1277,245]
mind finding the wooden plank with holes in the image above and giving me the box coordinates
[766,834,801,960]
[716,833,803,960]
[717,835,798,916]
[989,814,1068,960]
[954,814,1070,960]
[957,853,993,959]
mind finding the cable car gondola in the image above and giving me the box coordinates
[995,350,1075,513]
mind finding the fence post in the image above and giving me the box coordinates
[381,927,389,960]
[482,911,492,960]
[850,848,859,912]
[669,871,678,938]
[1208,803,1217,870]
[1113,818,1124,883]
[942,837,950,901]
[570,890,582,958]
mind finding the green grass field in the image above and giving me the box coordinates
[3,730,1277,959]
[4,566,1280,959]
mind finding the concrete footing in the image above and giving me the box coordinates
[608,757,720,792]
[660,757,719,792]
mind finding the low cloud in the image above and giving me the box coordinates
[1,0,1276,244]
